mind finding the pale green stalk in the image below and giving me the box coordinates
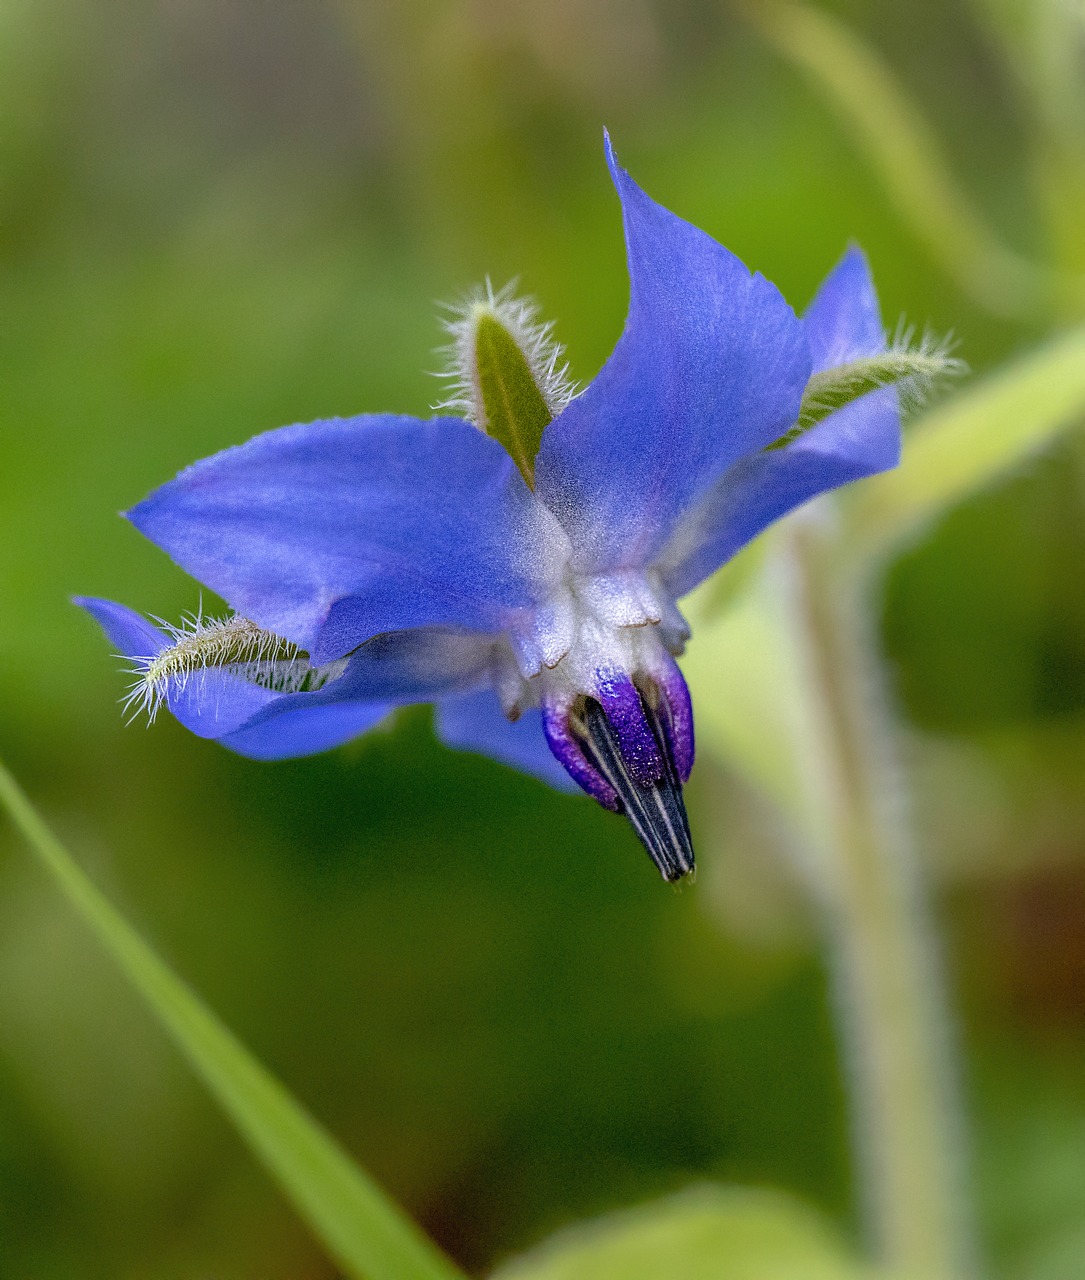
[0,759,464,1280]
[744,0,1085,318]
[786,527,972,1280]
[689,320,1085,1280]
[843,324,1085,562]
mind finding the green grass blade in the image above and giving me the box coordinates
[745,0,1075,318]
[0,758,465,1280]
[842,323,1085,563]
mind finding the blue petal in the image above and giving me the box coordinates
[534,135,810,576]
[75,595,167,659]
[169,670,281,738]
[658,248,901,596]
[804,244,886,371]
[435,689,580,793]
[183,628,491,758]
[127,415,570,664]
[218,702,392,760]
[218,627,497,759]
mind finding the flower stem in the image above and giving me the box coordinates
[789,526,975,1279]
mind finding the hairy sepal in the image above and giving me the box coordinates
[126,613,345,723]
[474,312,553,486]
[434,280,575,488]
[770,338,965,450]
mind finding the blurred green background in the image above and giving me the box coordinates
[3,1,1085,1276]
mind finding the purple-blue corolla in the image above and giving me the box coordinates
[78,139,900,881]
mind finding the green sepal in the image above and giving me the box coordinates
[768,349,960,450]
[843,322,1085,562]
[474,311,552,487]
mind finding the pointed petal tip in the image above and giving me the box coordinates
[804,242,887,372]
[123,493,158,534]
[73,593,129,623]
[74,596,168,659]
[602,128,632,196]
[813,245,872,313]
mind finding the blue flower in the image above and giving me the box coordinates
[78,138,902,881]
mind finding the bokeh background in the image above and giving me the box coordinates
[3,1,1085,1276]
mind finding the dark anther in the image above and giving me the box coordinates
[574,694,695,882]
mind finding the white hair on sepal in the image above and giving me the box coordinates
[431,277,578,426]
[781,321,967,448]
[885,317,967,415]
[120,611,347,725]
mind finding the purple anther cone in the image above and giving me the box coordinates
[541,698,620,811]
[596,673,665,787]
[541,663,698,881]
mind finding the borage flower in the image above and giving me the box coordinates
[79,137,943,882]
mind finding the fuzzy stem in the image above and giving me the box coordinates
[788,524,975,1279]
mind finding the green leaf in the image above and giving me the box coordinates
[842,323,1085,563]
[491,1185,874,1280]
[475,310,552,487]
[745,0,1073,318]
[0,759,464,1280]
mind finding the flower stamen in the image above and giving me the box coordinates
[570,693,695,883]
